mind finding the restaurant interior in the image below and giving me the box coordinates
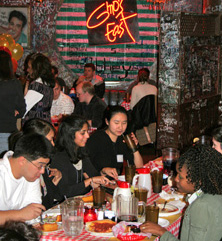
[0,0,222,240]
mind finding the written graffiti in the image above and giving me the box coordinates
[86,0,137,43]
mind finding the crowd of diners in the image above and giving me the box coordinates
[0,49,222,241]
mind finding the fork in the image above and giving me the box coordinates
[162,201,167,211]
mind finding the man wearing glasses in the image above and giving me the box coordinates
[0,133,53,225]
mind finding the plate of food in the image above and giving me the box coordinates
[33,213,62,234]
[158,218,170,227]
[85,219,116,237]
[158,203,180,217]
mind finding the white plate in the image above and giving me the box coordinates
[158,203,180,217]
[158,218,170,227]
[118,175,125,181]
[85,221,115,237]
[33,223,62,235]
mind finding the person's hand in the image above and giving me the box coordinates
[101,167,118,180]
[91,176,111,186]
[49,168,62,186]
[140,221,167,237]
[19,203,46,221]
[15,110,19,116]
[130,132,139,146]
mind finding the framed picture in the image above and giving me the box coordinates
[0,6,31,48]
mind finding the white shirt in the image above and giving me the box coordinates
[51,91,74,117]
[0,151,42,210]
[130,82,157,109]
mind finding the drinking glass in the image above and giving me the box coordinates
[145,205,159,224]
[125,165,136,184]
[162,147,179,176]
[92,187,106,208]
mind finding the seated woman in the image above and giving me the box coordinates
[140,144,222,241]
[9,118,62,209]
[50,114,114,198]
[86,105,143,175]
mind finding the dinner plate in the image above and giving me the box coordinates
[33,223,62,235]
[158,203,180,217]
[85,221,115,237]
[158,218,170,227]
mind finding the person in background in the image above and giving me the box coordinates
[140,144,222,241]
[86,105,143,175]
[9,118,63,210]
[0,50,26,156]
[74,81,107,128]
[0,221,40,241]
[50,115,116,198]
[212,126,222,154]
[51,65,58,78]
[0,133,53,225]
[130,68,157,110]
[76,63,105,98]
[51,78,74,121]
[8,10,27,47]
[23,53,54,124]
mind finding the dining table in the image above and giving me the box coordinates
[40,185,184,241]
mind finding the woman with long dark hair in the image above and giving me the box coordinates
[0,49,26,155]
[23,53,55,123]
[50,115,112,198]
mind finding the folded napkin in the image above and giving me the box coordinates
[168,200,186,210]
[159,190,184,201]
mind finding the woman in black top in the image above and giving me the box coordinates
[0,49,26,155]
[86,105,143,174]
[51,115,112,198]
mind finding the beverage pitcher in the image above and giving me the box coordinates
[132,168,152,198]
[116,194,145,222]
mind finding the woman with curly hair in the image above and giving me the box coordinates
[140,144,222,241]
[23,53,55,124]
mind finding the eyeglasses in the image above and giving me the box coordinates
[28,161,47,171]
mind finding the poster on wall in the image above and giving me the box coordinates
[85,0,140,46]
[0,6,30,48]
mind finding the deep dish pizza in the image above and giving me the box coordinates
[87,220,116,233]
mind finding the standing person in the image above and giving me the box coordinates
[0,133,53,225]
[0,50,26,155]
[51,78,74,121]
[50,115,116,198]
[23,53,55,124]
[140,144,222,241]
[74,81,107,128]
[130,68,157,110]
[86,105,143,174]
[76,63,105,98]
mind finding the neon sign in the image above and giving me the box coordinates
[85,0,139,45]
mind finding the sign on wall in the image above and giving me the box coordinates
[85,0,139,45]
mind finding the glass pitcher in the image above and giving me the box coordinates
[61,197,84,236]
[116,194,145,223]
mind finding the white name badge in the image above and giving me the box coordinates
[117,154,123,163]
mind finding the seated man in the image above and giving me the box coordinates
[74,81,107,128]
[51,78,74,121]
[0,133,53,225]
[76,63,105,98]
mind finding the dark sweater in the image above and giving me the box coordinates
[50,150,99,198]
[74,95,107,128]
[86,130,134,174]
[0,79,26,133]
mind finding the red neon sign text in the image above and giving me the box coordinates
[86,0,137,43]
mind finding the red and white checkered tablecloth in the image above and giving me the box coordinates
[121,101,131,111]
[40,185,182,241]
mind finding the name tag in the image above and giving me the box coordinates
[117,154,123,163]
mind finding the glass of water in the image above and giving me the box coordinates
[62,198,84,236]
